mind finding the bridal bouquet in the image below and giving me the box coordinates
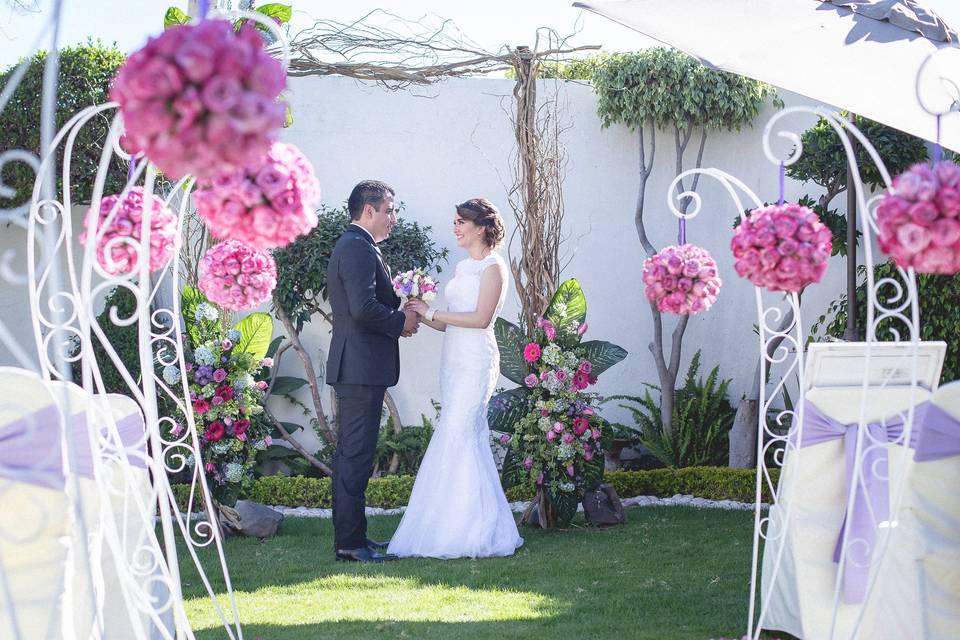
[392,268,438,300]
[490,279,628,527]
[166,294,273,505]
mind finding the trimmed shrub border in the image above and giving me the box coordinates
[173,467,777,511]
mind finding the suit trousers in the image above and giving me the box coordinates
[332,383,387,550]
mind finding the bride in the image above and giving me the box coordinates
[387,198,524,559]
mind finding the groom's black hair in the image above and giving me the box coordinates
[348,180,395,220]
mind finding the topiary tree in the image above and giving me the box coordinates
[786,114,928,210]
[269,204,448,470]
[591,48,779,437]
[0,40,127,209]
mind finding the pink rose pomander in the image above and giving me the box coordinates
[79,187,178,275]
[731,203,832,292]
[642,244,722,315]
[110,20,286,180]
[194,142,321,249]
[877,161,960,275]
[198,240,278,310]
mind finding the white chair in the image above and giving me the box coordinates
[0,367,71,639]
[761,385,930,639]
[870,381,960,639]
[45,380,168,639]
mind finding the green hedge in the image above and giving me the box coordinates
[173,467,777,510]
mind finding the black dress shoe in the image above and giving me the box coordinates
[335,547,399,563]
[366,537,390,551]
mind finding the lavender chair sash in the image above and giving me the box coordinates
[914,402,960,462]
[790,399,922,604]
[0,405,146,490]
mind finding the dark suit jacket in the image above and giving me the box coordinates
[325,225,406,387]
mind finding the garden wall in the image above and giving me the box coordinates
[0,76,856,452]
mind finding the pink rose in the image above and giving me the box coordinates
[546,431,556,442]
[499,434,511,445]
[896,223,932,254]
[562,433,574,444]
[566,465,575,477]
[523,457,533,470]
[930,218,960,247]
[524,373,539,388]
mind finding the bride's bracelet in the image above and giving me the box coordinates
[425,307,437,322]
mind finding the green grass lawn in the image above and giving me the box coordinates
[179,506,763,640]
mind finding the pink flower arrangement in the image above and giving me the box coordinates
[876,161,960,274]
[643,244,722,314]
[79,188,178,275]
[198,239,278,310]
[731,203,832,292]
[110,20,286,180]
[194,142,321,249]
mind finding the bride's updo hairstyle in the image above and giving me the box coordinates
[455,198,505,249]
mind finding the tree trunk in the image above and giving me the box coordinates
[519,488,557,529]
[273,303,334,444]
[728,304,797,467]
[383,390,404,474]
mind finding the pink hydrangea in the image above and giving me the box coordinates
[731,203,832,292]
[198,240,278,310]
[110,20,286,180]
[194,142,321,249]
[876,161,960,275]
[643,244,722,314]
[79,187,178,275]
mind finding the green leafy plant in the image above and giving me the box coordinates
[69,285,140,396]
[374,403,438,477]
[812,262,960,383]
[491,279,628,527]
[786,114,928,204]
[0,40,127,210]
[175,466,777,511]
[606,351,735,468]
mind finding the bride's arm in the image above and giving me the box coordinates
[422,265,504,330]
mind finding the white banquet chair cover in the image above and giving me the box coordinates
[761,385,929,639]
[45,380,161,639]
[0,367,70,639]
[871,381,960,639]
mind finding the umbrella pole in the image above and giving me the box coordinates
[843,113,859,341]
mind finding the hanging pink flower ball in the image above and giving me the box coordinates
[79,187,178,275]
[876,161,960,275]
[731,203,832,292]
[642,244,722,315]
[193,142,320,249]
[110,19,286,180]
[198,240,277,311]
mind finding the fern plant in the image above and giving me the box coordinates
[605,351,735,468]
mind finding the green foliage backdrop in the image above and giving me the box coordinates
[0,41,127,209]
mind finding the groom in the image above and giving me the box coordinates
[326,180,419,563]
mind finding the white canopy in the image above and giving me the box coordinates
[574,0,960,150]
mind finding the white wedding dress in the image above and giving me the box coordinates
[388,252,524,559]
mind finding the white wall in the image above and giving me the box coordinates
[265,76,848,452]
[0,75,853,456]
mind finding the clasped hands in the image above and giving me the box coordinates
[401,299,430,337]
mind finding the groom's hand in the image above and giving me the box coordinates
[401,309,420,337]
